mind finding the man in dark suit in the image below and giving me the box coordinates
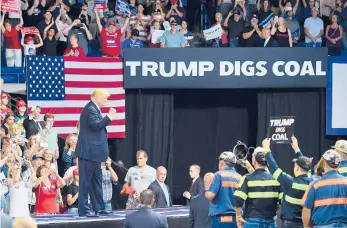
[188,172,214,228]
[124,189,168,228]
[148,166,171,208]
[183,164,204,202]
[262,28,278,47]
[23,106,45,139]
[75,88,117,217]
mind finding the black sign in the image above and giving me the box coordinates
[123,48,328,89]
[267,116,296,144]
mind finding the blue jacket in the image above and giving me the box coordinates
[75,101,111,162]
[123,206,168,228]
[265,151,314,222]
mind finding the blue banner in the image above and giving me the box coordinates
[326,56,347,135]
[116,0,137,16]
[123,48,328,89]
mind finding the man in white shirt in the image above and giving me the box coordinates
[123,150,156,209]
[304,7,324,47]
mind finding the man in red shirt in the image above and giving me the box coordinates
[64,34,85,57]
[94,8,130,57]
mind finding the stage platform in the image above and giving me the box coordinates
[34,206,189,228]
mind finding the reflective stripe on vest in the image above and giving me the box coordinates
[285,195,302,205]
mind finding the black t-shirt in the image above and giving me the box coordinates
[36,20,57,36]
[228,18,246,39]
[43,37,58,56]
[66,183,79,208]
[25,5,46,27]
[242,25,263,47]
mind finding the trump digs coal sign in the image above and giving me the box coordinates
[268,116,296,144]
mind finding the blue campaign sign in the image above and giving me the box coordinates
[116,0,137,16]
[123,48,328,89]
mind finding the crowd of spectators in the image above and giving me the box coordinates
[0,90,119,216]
[1,0,347,67]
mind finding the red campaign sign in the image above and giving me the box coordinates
[1,0,20,13]
[21,27,39,35]
[95,4,107,9]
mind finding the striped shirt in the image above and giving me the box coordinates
[130,15,151,43]
[234,169,281,219]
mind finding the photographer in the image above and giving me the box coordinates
[223,6,246,47]
[63,18,92,55]
[34,165,66,215]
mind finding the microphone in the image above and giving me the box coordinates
[111,159,129,172]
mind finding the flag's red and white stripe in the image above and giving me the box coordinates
[28,57,125,138]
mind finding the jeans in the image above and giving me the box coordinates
[212,215,237,228]
[342,32,347,49]
[305,42,322,47]
[282,220,304,228]
[104,202,112,211]
[67,207,79,215]
[244,218,276,228]
[314,224,347,228]
[229,39,239,47]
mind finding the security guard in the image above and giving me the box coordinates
[332,140,347,177]
[263,137,313,228]
[205,152,242,228]
[302,149,347,227]
[234,147,281,228]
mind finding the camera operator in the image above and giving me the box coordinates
[62,18,92,55]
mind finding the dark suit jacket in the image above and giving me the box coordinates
[75,101,111,162]
[189,177,204,198]
[264,37,278,47]
[23,117,45,139]
[188,193,211,228]
[123,207,168,228]
[148,180,172,208]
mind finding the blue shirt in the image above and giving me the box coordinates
[208,166,241,216]
[123,38,144,49]
[160,31,187,48]
[303,170,347,225]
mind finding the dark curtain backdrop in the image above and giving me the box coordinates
[108,90,174,209]
[105,88,342,208]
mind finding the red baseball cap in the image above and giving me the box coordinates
[73,168,79,176]
[16,99,27,107]
[108,21,116,27]
[25,36,34,43]
[170,0,177,3]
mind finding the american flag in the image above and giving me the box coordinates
[26,56,125,138]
